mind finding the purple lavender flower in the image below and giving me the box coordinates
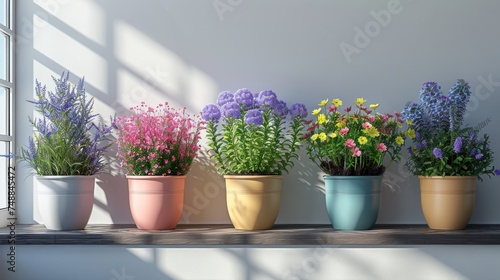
[433,148,443,159]
[256,90,278,108]
[494,169,500,176]
[475,153,484,160]
[470,148,477,156]
[289,103,308,119]
[234,88,255,108]
[201,104,221,122]
[217,91,234,107]
[453,137,462,153]
[244,109,263,126]
[221,101,241,119]
[273,100,289,116]
[448,79,471,130]
[469,132,476,141]
[22,71,113,175]
[419,82,442,105]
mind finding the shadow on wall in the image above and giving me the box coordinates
[2,244,496,279]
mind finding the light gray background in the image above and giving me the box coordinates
[6,1,500,279]
[15,0,500,226]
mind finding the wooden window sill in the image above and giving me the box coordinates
[1,224,500,245]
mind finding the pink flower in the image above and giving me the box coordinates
[340,127,350,135]
[351,147,361,157]
[362,122,372,129]
[377,143,387,152]
[344,138,356,148]
[329,105,336,112]
[368,115,375,122]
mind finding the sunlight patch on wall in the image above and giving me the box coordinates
[33,14,108,94]
[114,20,218,113]
[33,0,106,46]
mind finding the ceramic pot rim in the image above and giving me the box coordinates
[418,175,477,180]
[35,175,96,179]
[224,175,283,179]
[324,175,383,180]
[126,175,187,179]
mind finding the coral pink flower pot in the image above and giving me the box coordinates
[127,175,185,230]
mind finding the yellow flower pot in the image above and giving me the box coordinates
[224,175,282,230]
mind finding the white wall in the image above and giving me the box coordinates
[1,245,500,280]
[16,0,500,226]
[9,1,500,279]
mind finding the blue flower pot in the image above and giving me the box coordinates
[324,175,382,230]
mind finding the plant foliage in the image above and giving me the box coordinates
[21,72,113,176]
[202,89,307,175]
[401,80,500,179]
[115,102,203,176]
[304,97,406,176]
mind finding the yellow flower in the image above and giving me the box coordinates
[364,127,380,137]
[397,122,402,128]
[407,128,416,139]
[312,108,322,115]
[319,99,329,106]
[396,136,404,145]
[355,98,367,105]
[369,103,379,109]
[328,132,337,138]
[332,98,342,107]
[406,119,413,126]
[317,114,327,124]
[319,132,327,141]
[358,136,368,145]
[335,121,345,128]
[311,134,319,141]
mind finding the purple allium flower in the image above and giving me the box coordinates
[234,88,255,108]
[221,101,241,119]
[453,137,462,153]
[289,103,308,119]
[217,91,234,107]
[244,109,263,126]
[494,169,500,176]
[201,104,221,122]
[256,90,278,108]
[433,147,443,159]
[273,100,289,116]
[475,153,484,160]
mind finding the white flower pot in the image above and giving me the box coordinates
[36,176,95,230]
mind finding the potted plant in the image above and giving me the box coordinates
[201,88,308,230]
[21,72,114,230]
[304,97,406,230]
[115,102,203,230]
[402,80,500,230]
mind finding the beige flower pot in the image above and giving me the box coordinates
[224,175,282,230]
[419,176,476,230]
